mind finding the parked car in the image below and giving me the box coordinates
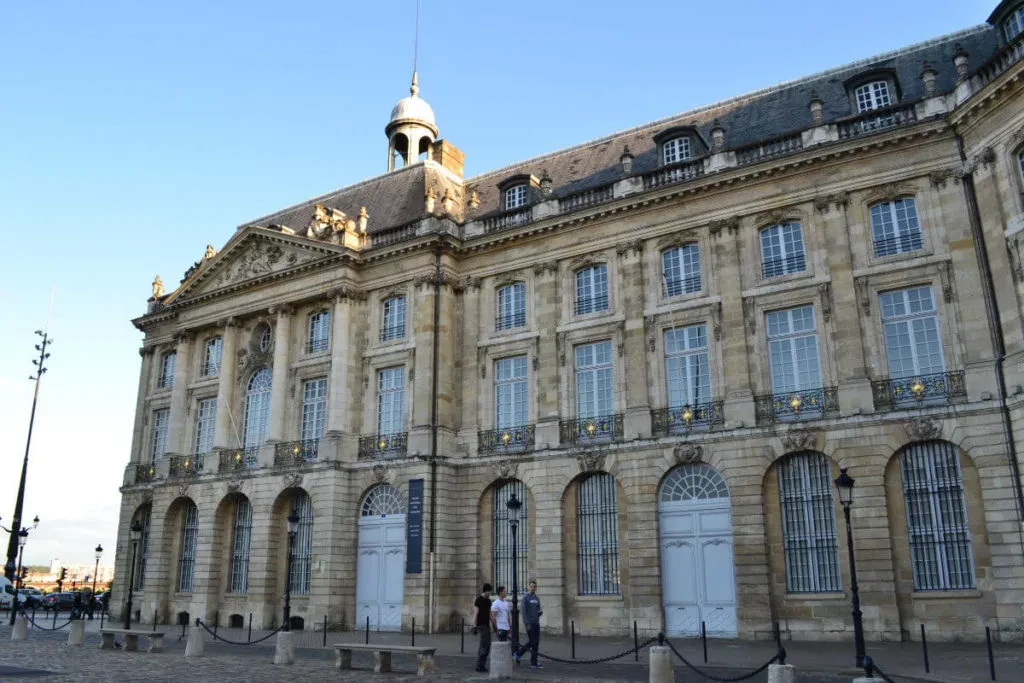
[16,587,43,607]
[0,577,13,609]
[42,592,76,610]
[92,591,110,610]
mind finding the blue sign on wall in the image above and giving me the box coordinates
[406,479,424,574]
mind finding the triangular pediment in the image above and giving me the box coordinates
[166,228,346,303]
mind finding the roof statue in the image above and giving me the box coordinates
[151,275,164,300]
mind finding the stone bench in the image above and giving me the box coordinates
[333,643,436,676]
[99,628,167,653]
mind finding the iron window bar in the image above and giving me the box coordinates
[761,253,806,279]
[495,311,527,331]
[305,338,329,354]
[574,294,610,316]
[559,414,624,446]
[358,432,408,460]
[754,386,839,425]
[274,439,319,466]
[873,232,923,258]
[379,325,405,342]
[663,275,703,297]
[650,401,724,436]
[871,371,966,412]
[478,424,535,455]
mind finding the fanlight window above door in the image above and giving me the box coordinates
[361,485,405,517]
[660,464,729,502]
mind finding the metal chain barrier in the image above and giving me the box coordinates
[538,636,658,664]
[664,635,781,682]
[862,655,898,683]
[20,610,73,631]
[195,618,284,646]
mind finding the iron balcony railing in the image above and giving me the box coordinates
[306,338,329,354]
[755,386,839,425]
[358,432,408,460]
[559,414,623,446]
[558,184,614,214]
[837,103,918,140]
[483,208,532,233]
[495,311,526,331]
[735,132,804,166]
[651,401,725,436]
[478,424,535,455]
[642,160,704,190]
[135,463,156,485]
[873,232,923,258]
[663,274,702,297]
[380,325,405,342]
[974,32,1024,89]
[168,454,203,478]
[274,439,319,466]
[575,294,609,316]
[762,253,807,279]
[871,371,967,411]
[219,447,259,471]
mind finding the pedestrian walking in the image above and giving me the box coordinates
[473,583,493,673]
[491,586,511,641]
[514,580,543,668]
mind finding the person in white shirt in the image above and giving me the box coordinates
[490,585,511,641]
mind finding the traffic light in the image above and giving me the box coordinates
[59,567,67,582]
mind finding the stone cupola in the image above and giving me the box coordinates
[386,71,439,171]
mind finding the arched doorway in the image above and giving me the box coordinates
[659,464,736,637]
[356,484,406,631]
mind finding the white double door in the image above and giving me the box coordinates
[660,498,737,637]
[356,514,406,631]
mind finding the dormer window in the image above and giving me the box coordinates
[663,136,691,165]
[505,185,527,210]
[855,81,892,113]
[1005,5,1024,42]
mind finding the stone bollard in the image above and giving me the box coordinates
[273,631,295,665]
[488,639,512,679]
[68,620,86,646]
[185,625,205,658]
[649,645,673,683]
[768,663,796,683]
[11,614,29,641]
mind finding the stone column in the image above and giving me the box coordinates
[131,348,155,463]
[326,293,354,435]
[409,277,435,454]
[617,240,651,439]
[458,279,481,454]
[533,261,560,447]
[166,334,193,455]
[213,319,239,450]
[712,219,754,426]
[267,307,293,443]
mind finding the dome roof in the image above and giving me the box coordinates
[386,72,438,136]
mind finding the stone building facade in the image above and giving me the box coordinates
[114,1,1024,643]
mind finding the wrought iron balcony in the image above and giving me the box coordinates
[651,401,724,436]
[871,371,966,411]
[478,425,535,455]
[274,439,319,466]
[559,414,623,446]
[755,387,839,425]
[495,311,526,331]
[134,463,156,485]
[168,454,203,478]
[358,432,408,460]
[219,447,259,471]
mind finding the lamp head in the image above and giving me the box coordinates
[287,508,300,535]
[506,492,523,526]
[32,515,39,529]
[129,519,144,542]
[18,528,29,548]
[834,468,855,506]
[95,544,104,562]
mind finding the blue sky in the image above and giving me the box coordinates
[0,0,994,565]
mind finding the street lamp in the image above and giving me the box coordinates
[506,492,523,649]
[283,507,300,632]
[834,468,865,668]
[92,544,103,617]
[9,529,29,625]
[124,519,143,630]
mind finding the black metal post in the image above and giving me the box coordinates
[283,528,296,632]
[701,621,708,663]
[571,620,575,659]
[92,557,100,600]
[323,614,327,647]
[124,538,139,630]
[365,615,369,644]
[986,626,996,680]
[248,612,252,642]
[9,543,25,625]
[921,624,929,673]
[412,616,416,646]
[510,520,520,649]
[634,620,639,661]
[842,503,866,668]
[460,618,465,653]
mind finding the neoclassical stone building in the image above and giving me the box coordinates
[114,1,1024,643]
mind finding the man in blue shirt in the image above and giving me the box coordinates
[514,580,543,668]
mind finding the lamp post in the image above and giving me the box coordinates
[91,544,103,619]
[834,468,865,668]
[283,508,299,632]
[124,519,143,630]
[506,492,522,649]
[8,529,29,625]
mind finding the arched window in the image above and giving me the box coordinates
[760,223,806,279]
[493,480,528,592]
[361,485,405,517]
[855,81,891,113]
[778,453,841,593]
[134,506,151,590]
[289,492,313,595]
[899,441,975,590]
[230,497,252,594]
[660,464,729,502]
[496,283,526,330]
[258,324,272,352]
[663,136,691,164]
[662,244,701,296]
[178,501,199,592]
[870,198,922,257]
[306,310,330,354]
[243,369,272,449]
[575,265,609,315]
[577,473,620,595]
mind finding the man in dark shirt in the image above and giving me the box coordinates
[473,583,493,672]
[514,580,543,668]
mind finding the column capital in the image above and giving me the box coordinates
[175,331,194,344]
[139,346,155,358]
[220,316,239,329]
[268,304,295,318]
[334,286,367,303]
[812,192,849,214]
[532,261,558,277]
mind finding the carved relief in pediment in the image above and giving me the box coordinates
[200,238,319,293]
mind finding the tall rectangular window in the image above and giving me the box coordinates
[230,498,252,594]
[664,325,711,408]
[760,223,806,279]
[307,310,330,353]
[496,283,526,330]
[1004,7,1024,42]
[778,453,842,593]
[493,481,528,593]
[289,492,313,596]
[201,337,222,376]
[505,185,527,210]
[158,351,176,388]
[880,287,944,379]
[192,398,217,456]
[662,245,701,297]
[151,408,169,461]
[377,367,405,436]
[871,199,922,257]
[301,378,328,442]
[575,265,609,315]
[135,507,151,590]
[577,473,620,595]
[766,306,821,393]
[575,341,614,419]
[381,296,406,341]
[178,503,199,593]
[495,356,528,429]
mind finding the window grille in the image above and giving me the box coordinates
[301,378,328,442]
[361,485,405,517]
[575,265,609,315]
[381,296,407,341]
[230,497,252,594]
[662,245,702,296]
[880,287,944,379]
[760,223,806,279]
[659,464,729,502]
[192,398,216,456]
[493,480,528,593]
[767,306,822,395]
[575,341,614,420]
[1005,7,1024,42]
[577,473,620,595]
[505,185,528,210]
[151,408,169,460]
[663,136,691,165]
[497,283,526,330]
[202,337,222,376]
[178,502,199,592]
[158,351,176,388]
[307,311,330,353]
[495,357,528,430]
[871,199,922,257]
[289,492,313,595]
[778,452,842,593]
[664,325,711,408]
[135,507,151,590]
[243,369,272,449]
[855,81,892,113]
[900,441,975,591]
[377,367,405,437]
